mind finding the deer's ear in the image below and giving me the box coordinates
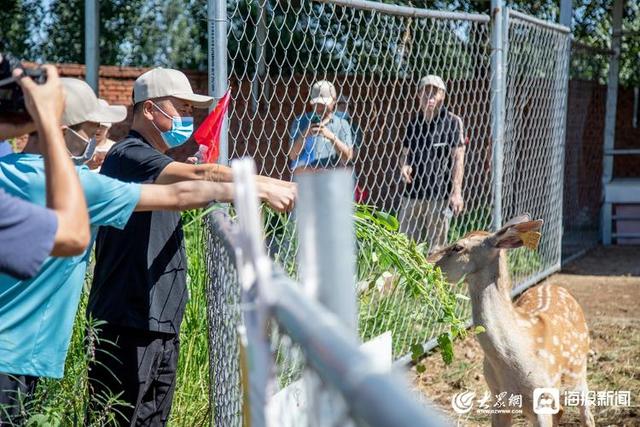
[502,213,532,228]
[493,219,543,250]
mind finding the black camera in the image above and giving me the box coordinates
[0,53,47,121]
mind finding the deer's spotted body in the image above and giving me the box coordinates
[516,283,590,390]
[428,216,595,427]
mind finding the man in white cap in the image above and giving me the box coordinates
[0,76,289,424]
[86,67,296,425]
[399,74,466,251]
[288,79,354,171]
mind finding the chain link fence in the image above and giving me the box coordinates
[502,10,570,285]
[221,0,569,355]
[204,211,243,426]
[206,0,571,422]
[205,204,449,427]
[226,0,494,361]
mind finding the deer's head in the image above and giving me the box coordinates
[427,214,543,283]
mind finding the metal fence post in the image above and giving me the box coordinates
[209,0,229,166]
[490,0,505,231]
[295,169,358,339]
[252,1,268,113]
[84,0,99,93]
[558,1,572,263]
[601,0,624,245]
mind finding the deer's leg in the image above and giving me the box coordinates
[482,359,500,395]
[483,361,513,427]
[577,376,595,427]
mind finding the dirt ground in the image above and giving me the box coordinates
[412,246,640,426]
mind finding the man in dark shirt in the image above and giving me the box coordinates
[399,75,466,251]
[87,67,296,425]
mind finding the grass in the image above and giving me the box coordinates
[20,204,538,424]
[20,211,211,426]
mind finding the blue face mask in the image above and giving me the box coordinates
[151,102,194,148]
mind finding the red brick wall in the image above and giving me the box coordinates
[55,63,639,189]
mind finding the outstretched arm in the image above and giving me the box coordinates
[136,179,295,213]
[153,159,297,211]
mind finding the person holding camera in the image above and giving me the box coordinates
[0,62,90,280]
[288,80,354,171]
[398,75,466,252]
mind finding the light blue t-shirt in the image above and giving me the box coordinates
[0,154,141,378]
[289,112,354,170]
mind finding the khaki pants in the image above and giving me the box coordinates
[399,197,450,252]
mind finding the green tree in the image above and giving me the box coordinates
[0,0,45,59]
[1,0,637,87]
[40,0,84,63]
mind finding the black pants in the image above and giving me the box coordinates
[0,374,38,425]
[87,324,179,427]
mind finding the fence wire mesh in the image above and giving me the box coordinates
[206,209,449,427]
[204,211,243,426]
[226,0,493,360]
[206,2,571,420]
[502,11,570,283]
[221,0,569,358]
[266,322,361,427]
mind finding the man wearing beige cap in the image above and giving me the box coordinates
[288,79,354,170]
[399,74,466,251]
[87,67,296,425]
[0,77,132,422]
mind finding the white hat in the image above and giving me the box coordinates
[133,67,213,108]
[61,78,127,127]
[98,100,114,128]
[309,80,337,105]
[419,75,446,92]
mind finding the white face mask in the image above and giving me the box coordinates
[66,127,97,165]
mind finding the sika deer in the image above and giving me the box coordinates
[427,214,595,427]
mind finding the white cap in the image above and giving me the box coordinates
[419,75,446,93]
[61,78,127,127]
[98,100,114,128]
[133,67,213,108]
[309,80,337,105]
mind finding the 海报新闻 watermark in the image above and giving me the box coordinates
[451,388,632,416]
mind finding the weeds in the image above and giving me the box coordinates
[17,203,476,424]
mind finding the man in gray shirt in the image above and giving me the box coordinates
[288,80,354,171]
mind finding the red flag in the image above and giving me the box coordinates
[193,90,231,163]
